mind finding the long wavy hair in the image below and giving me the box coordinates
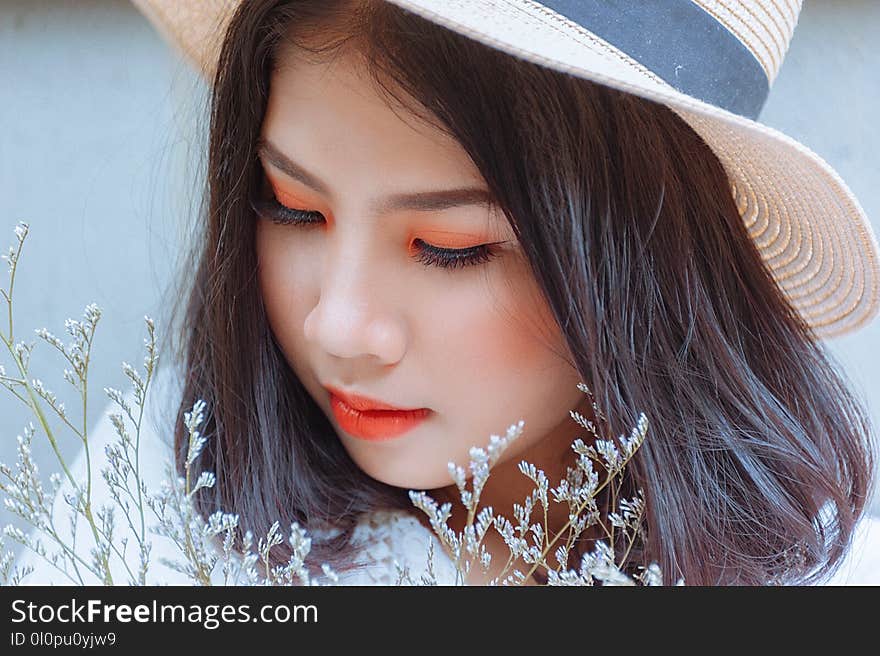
[160,0,876,585]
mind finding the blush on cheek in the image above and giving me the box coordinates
[483,277,563,372]
[448,308,563,417]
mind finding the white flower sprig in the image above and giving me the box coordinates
[144,398,340,586]
[0,222,666,587]
[406,383,656,586]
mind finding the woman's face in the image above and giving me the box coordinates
[255,43,587,490]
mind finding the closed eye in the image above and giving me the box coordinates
[250,195,506,271]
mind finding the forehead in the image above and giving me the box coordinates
[262,43,486,190]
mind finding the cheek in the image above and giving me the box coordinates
[256,224,314,368]
[449,258,563,375]
[408,264,580,487]
[427,256,572,419]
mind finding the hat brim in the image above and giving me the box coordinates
[135,0,880,339]
[387,0,880,340]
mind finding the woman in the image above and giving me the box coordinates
[19,0,879,585]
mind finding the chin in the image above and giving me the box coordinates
[355,460,451,492]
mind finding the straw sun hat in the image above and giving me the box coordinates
[132,0,879,340]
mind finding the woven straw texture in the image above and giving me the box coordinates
[132,0,880,339]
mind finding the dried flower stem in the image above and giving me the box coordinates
[1,224,113,583]
[2,222,662,587]
[520,411,648,584]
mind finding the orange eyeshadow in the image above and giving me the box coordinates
[413,229,488,249]
[267,179,311,209]
[265,170,494,247]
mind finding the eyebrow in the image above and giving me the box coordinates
[256,138,496,216]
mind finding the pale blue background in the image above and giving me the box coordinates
[1,0,878,565]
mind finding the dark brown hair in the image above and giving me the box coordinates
[160,0,876,585]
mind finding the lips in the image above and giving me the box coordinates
[325,386,430,441]
[324,385,419,412]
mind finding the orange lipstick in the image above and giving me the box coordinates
[326,386,431,441]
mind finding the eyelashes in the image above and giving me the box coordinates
[250,196,503,271]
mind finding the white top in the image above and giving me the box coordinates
[15,363,880,586]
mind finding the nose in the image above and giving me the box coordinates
[303,249,408,365]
